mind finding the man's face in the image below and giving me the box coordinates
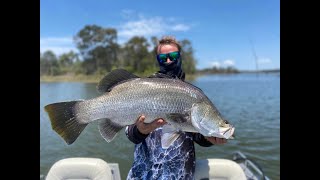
[158,44,179,64]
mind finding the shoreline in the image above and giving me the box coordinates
[40,74,202,83]
[40,74,104,83]
[40,71,278,83]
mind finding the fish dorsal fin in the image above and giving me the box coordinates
[97,69,139,93]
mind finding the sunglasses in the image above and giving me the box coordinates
[156,51,181,64]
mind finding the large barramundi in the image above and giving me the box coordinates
[44,69,235,146]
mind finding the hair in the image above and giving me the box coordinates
[156,36,182,54]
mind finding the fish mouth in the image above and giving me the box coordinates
[205,125,235,139]
[218,125,235,139]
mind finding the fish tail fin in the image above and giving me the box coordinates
[44,100,87,145]
[98,118,124,142]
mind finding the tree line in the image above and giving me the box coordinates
[198,67,240,74]
[40,25,197,76]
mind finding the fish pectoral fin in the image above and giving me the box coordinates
[96,69,140,93]
[161,131,181,149]
[167,113,189,123]
[162,124,176,134]
[98,118,124,142]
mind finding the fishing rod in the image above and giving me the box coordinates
[249,38,259,77]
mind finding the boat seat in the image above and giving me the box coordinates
[195,158,247,180]
[46,158,113,180]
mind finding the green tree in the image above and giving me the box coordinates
[122,36,152,73]
[41,50,61,75]
[40,52,46,76]
[58,51,79,74]
[74,25,118,74]
[150,36,158,55]
[180,39,197,74]
[59,51,78,67]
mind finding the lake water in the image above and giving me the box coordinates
[40,73,280,180]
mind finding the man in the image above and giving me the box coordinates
[126,36,227,180]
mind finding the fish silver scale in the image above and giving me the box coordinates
[75,78,209,126]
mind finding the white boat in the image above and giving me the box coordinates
[43,151,270,180]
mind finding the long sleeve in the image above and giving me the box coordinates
[125,124,149,144]
[193,133,214,147]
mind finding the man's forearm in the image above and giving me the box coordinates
[193,133,214,147]
[125,124,149,144]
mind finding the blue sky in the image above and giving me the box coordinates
[40,0,280,70]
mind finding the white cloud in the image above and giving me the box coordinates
[40,37,73,45]
[121,9,136,19]
[40,13,192,55]
[223,59,235,67]
[209,61,220,68]
[258,57,272,64]
[40,37,78,55]
[172,24,190,31]
[118,17,164,38]
[118,15,191,44]
[208,59,235,68]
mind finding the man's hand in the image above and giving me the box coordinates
[136,115,167,135]
[205,137,227,145]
